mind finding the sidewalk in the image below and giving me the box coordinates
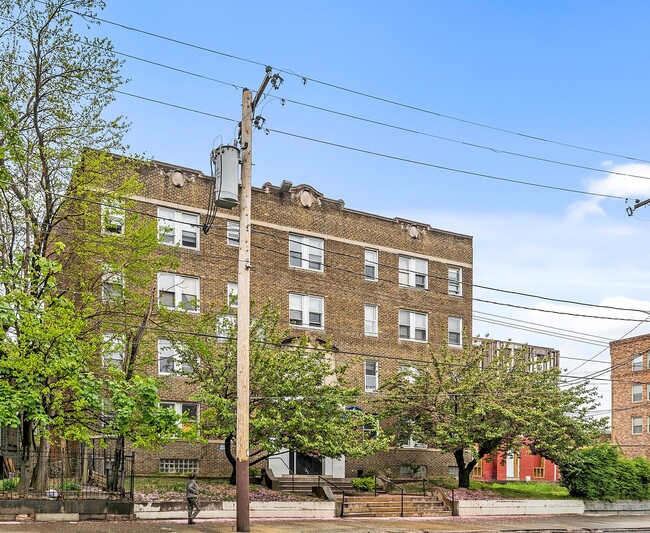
[3,514,650,532]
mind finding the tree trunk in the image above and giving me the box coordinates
[107,436,124,492]
[17,419,34,493]
[454,448,477,489]
[224,434,236,485]
[32,435,51,492]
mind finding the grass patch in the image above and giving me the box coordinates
[470,480,570,499]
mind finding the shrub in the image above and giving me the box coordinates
[560,444,650,501]
[60,479,81,491]
[351,476,376,492]
[0,477,19,491]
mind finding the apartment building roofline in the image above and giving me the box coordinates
[144,157,473,243]
[610,332,650,350]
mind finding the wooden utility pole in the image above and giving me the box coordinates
[236,67,272,533]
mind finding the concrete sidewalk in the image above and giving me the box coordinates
[3,514,650,532]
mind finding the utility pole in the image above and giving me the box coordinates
[627,198,650,216]
[236,66,272,533]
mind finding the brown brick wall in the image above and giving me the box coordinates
[610,333,650,458]
[118,160,474,477]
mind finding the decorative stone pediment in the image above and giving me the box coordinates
[292,185,323,208]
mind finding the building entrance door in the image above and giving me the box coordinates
[290,451,322,475]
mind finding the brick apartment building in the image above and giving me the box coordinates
[610,333,650,458]
[111,157,474,479]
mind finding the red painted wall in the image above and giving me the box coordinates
[474,446,559,482]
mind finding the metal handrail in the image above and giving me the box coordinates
[270,455,296,492]
[317,475,351,518]
[375,475,404,517]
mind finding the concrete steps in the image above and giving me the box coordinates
[341,494,451,518]
[276,475,356,494]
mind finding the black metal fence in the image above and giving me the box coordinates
[1,449,135,500]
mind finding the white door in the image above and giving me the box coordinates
[506,452,515,478]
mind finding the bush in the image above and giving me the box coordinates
[351,476,376,492]
[60,479,81,491]
[0,477,19,491]
[560,444,650,501]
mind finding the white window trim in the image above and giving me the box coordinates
[633,384,644,403]
[102,334,125,368]
[158,272,200,312]
[226,220,240,247]
[632,416,643,435]
[448,266,462,296]
[364,249,378,281]
[289,293,324,329]
[399,256,428,289]
[364,304,378,337]
[398,309,428,342]
[158,339,192,375]
[160,401,199,430]
[633,354,644,371]
[448,317,462,347]
[227,282,238,309]
[216,314,236,342]
[101,202,125,235]
[158,207,200,249]
[101,270,124,302]
[365,360,378,392]
[289,234,324,272]
[401,434,428,449]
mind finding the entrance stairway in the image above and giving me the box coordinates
[275,475,356,494]
[341,493,451,518]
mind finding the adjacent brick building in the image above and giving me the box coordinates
[610,333,650,458]
[119,157,474,479]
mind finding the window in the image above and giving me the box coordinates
[448,317,462,346]
[216,314,235,342]
[161,401,198,432]
[363,418,379,440]
[398,364,418,384]
[365,361,378,392]
[158,207,200,249]
[101,270,124,302]
[159,458,198,474]
[399,256,428,289]
[289,234,324,271]
[364,304,378,336]
[364,249,378,281]
[226,220,239,246]
[102,201,125,235]
[158,272,199,312]
[633,384,644,402]
[632,416,643,435]
[102,334,124,368]
[633,354,644,371]
[158,339,193,375]
[398,309,428,342]
[227,282,238,308]
[289,293,323,328]
[401,435,427,449]
[448,267,462,296]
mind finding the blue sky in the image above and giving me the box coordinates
[83,1,650,415]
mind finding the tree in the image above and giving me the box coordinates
[0,0,182,491]
[172,302,389,485]
[378,339,606,488]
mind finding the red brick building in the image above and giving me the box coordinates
[610,333,650,458]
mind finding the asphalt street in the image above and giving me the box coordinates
[2,514,650,533]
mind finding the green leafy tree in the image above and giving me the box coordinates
[0,0,182,491]
[172,302,389,485]
[378,339,605,488]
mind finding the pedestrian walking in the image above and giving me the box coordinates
[186,473,200,524]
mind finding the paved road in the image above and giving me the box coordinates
[2,515,650,533]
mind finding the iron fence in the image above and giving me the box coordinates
[0,448,134,500]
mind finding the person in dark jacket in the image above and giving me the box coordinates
[186,473,200,524]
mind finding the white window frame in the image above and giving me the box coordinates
[448,266,462,296]
[632,416,643,435]
[102,334,125,368]
[398,309,428,342]
[363,417,379,440]
[289,293,324,329]
[365,360,378,392]
[216,314,236,342]
[226,220,239,246]
[158,207,200,249]
[448,317,462,347]
[227,282,238,308]
[399,256,428,289]
[398,364,418,384]
[289,234,324,272]
[101,270,124,302]
[633,383,644,403]
[101,201,125,235]
[633,354,644,371]
[158,272,200,312]
[364,304,378,336]
[401,434,428,449]
[158,339,193,375]
[364,249,378,281]
[160,401,199,431]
